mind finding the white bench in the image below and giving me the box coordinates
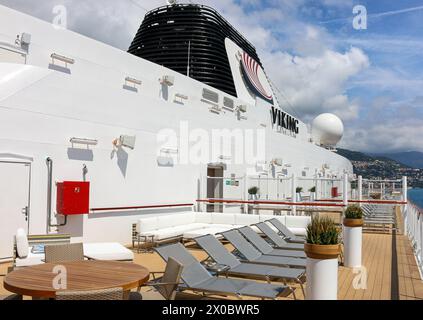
[135,212,310,247]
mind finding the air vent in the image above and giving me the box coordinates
[202,88,219,103]
[223,97,234,109]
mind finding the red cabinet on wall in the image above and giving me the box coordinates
[331,187,338,198]
[56,181,90,215]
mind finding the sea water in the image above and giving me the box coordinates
[408,188,423,209]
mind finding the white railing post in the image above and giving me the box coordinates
[343,173,348,207]
[358,175,363,204]
[244,174,248,214]
[291,173,297,216]
[402,176,408,202]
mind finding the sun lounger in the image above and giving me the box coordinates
[220,230,306,268]
[268,218,305,243]
[194,234,306,295]
[238,226,306,258]
[155,243,295,299]
[255,222,304,250]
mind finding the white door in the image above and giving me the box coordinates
[0,162,31,259]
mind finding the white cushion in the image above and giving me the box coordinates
[211,213,236,225]
[234,214,260,226]
[285,216,311,228]
[138,217,158,234]
[151,228,182,240]
[183,226,232,239]
[15,249,44,267]
[83,242,134,261]
[194,212,212,224]
[16,228,29,258]
[174,212,196,225]
[171,223,208,233]
[157,216,175,229]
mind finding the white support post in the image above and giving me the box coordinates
[381,183,384,200]
[402,176,407,202]
[291,173,297,216]
[244,174,248,214]
[358,176,363,203]
[343,173,348,207]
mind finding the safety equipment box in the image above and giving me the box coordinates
[56,181,90,215]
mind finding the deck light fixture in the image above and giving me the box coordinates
[70,137,98,146]
[51,53,75,66]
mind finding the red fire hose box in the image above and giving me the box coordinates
[331,187,338,198]
[56,181,90,215]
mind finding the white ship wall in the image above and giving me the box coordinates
[0,6,352,250]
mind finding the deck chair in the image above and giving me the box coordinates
[238,226,306,259]
[154,243,295,300]
[255,222,304,250]
[139,257,184,300]
[45,243,84,263]
[268,218,305,243]
[194,235,305,296]
[220,230,306,269]
[56,287,124,300]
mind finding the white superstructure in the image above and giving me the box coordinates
[0,5,352,259]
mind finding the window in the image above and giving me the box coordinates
[223,97,234,109]
[202,88,219,103]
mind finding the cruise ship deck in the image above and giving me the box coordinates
[1,207,421,300]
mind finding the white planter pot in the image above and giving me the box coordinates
[343,225,362,268]
[305,244,340,300]
[296,193,302,202]
[306,257,338,300]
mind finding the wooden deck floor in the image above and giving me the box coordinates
[1,225,422,300]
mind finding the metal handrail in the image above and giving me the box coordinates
[197,198,345,207]
[90,203,194,212]
[403,202,423,279]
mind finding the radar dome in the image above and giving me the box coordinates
[311,113,344,147]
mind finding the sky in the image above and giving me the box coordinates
[1,0,423,153]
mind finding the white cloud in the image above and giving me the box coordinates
[263,47,369,120]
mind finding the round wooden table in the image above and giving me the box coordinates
[4,260,150,299]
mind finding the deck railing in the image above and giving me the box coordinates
[402,202,423,279]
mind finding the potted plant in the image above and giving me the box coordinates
[309,186,316,201]
[343,204,364,268]
[296,186,303,202]
[305,216,341,300]
[248,186,259,200]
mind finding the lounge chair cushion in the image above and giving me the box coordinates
[83,242,134,261]
[15,228,29,258]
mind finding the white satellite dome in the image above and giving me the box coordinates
[311,113,344,147]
